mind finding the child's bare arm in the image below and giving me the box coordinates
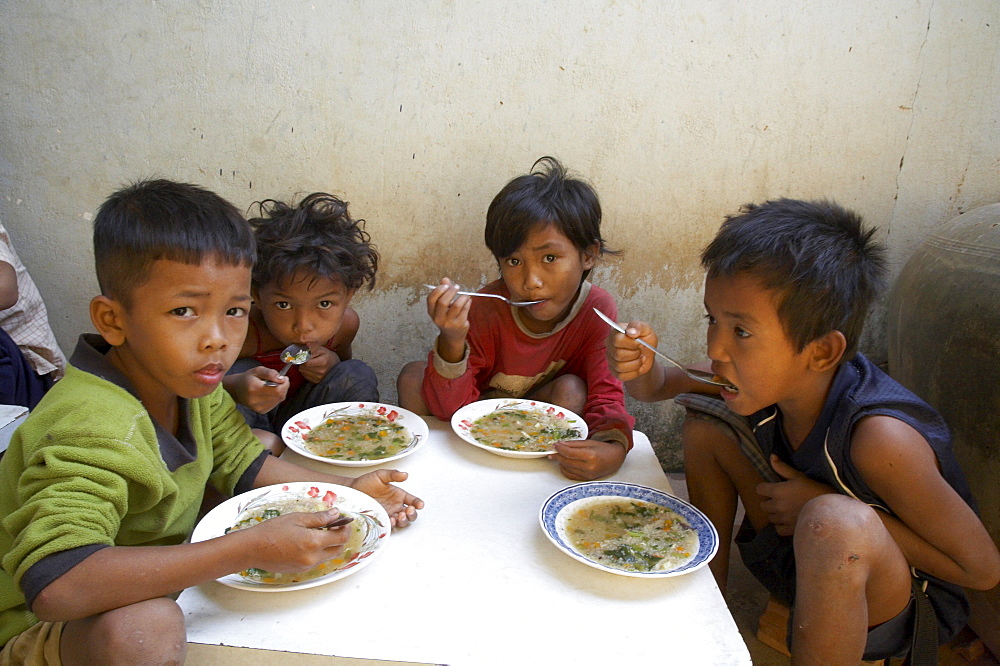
[427,279,471,363]
[606,321,710,401]
[853,415,1000,590]
[30,509,350,621]
[0,260,17,310]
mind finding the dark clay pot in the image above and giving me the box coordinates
[887,202,1000,650]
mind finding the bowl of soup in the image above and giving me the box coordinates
[451,399,588,459]
[539,481,718,577]
[282,402,429,466]
[191,481,390,591]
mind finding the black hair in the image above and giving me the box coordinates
[701,198,887,361]
[485,157,616,278]
[248,192,378,292]
[93,179,255,307]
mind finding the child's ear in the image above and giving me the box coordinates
[581,243,600,270]
[90,295,126,346]
[807,330,847,372]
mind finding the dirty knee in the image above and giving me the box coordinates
[87,597,186,662]
[794,495,882,560]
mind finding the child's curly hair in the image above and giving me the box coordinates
[249,192,379,292]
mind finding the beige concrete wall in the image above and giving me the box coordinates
[2,1,997,467]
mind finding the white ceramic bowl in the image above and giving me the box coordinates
[540,481,719,578]
[451,398,588,459]
[281,402,429,467]
[191,482,390,591]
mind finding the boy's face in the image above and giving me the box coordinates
[255,271,354,351]
[499,223,597,334]
[100,257,252,410]
[703,272,815,416]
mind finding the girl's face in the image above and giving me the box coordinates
[499,223,598,334]
[255,271,354,350]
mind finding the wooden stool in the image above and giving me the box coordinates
[756,595,791,657]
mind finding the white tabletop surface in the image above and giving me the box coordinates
[179,417,751,665]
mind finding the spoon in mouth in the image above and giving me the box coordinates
[593,308,737,390]
[263,343,311,387]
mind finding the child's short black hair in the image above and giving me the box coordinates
[701,198,886,361]
[94,179,255,307]
[485,157,615,274]
[248,192,379,292]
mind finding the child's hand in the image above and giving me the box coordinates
[350,469,424,528]
[240,508,352,573]
[231,367,290,414]
[756,455,834,536]
[550,439,627,481]
[606,320,659,382]
[427,278,471,363]
[299,345,340,384]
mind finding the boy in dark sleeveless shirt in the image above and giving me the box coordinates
[607,199,999,662]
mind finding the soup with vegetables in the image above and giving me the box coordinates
[225,490,360,584]
[304,413,411,461]
[469,408,582,452]
[564,497,698,573]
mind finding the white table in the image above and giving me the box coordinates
[179,419,751,665]
[0,405,28,454]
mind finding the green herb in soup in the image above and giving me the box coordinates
[225,491,360,584]
[565,498,698,573]
[304,413,410,460]
[470,408,582,452]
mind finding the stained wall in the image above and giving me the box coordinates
[2,1,997,467]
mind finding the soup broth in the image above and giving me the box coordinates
[226,493,361,584]
[304,413,411,460]
[470,408,582,452]
[564,497,698,573]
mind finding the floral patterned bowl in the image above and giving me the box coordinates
[191,482,390,591]
[281,402,429,467]
[451,398,588,459]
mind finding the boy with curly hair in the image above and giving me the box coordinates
[224,192,380,454]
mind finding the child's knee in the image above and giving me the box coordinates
[396,361,428,412]
[794,495,883,558]
[72,597,186,663]
[533,374,586,414]
[317,359,378,402]
[681,413,739,457]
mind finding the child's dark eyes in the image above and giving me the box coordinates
[735,327,750,339]
[542,254,557,263]
[227,307,248,317]
[504,258,520,267]
[274,301,291,310]
[318,300,333,309]
[171,307,194,317]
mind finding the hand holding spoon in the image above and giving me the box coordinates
[262,343,311,387]
[593,308,736,390]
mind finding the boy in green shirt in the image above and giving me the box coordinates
[0,180,422,664]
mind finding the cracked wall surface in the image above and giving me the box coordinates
[1,0,997,468]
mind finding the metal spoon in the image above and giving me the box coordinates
[423,284,544,307]
[593,308,736,390]
[262,343,311,387]
[319,514,354,529]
